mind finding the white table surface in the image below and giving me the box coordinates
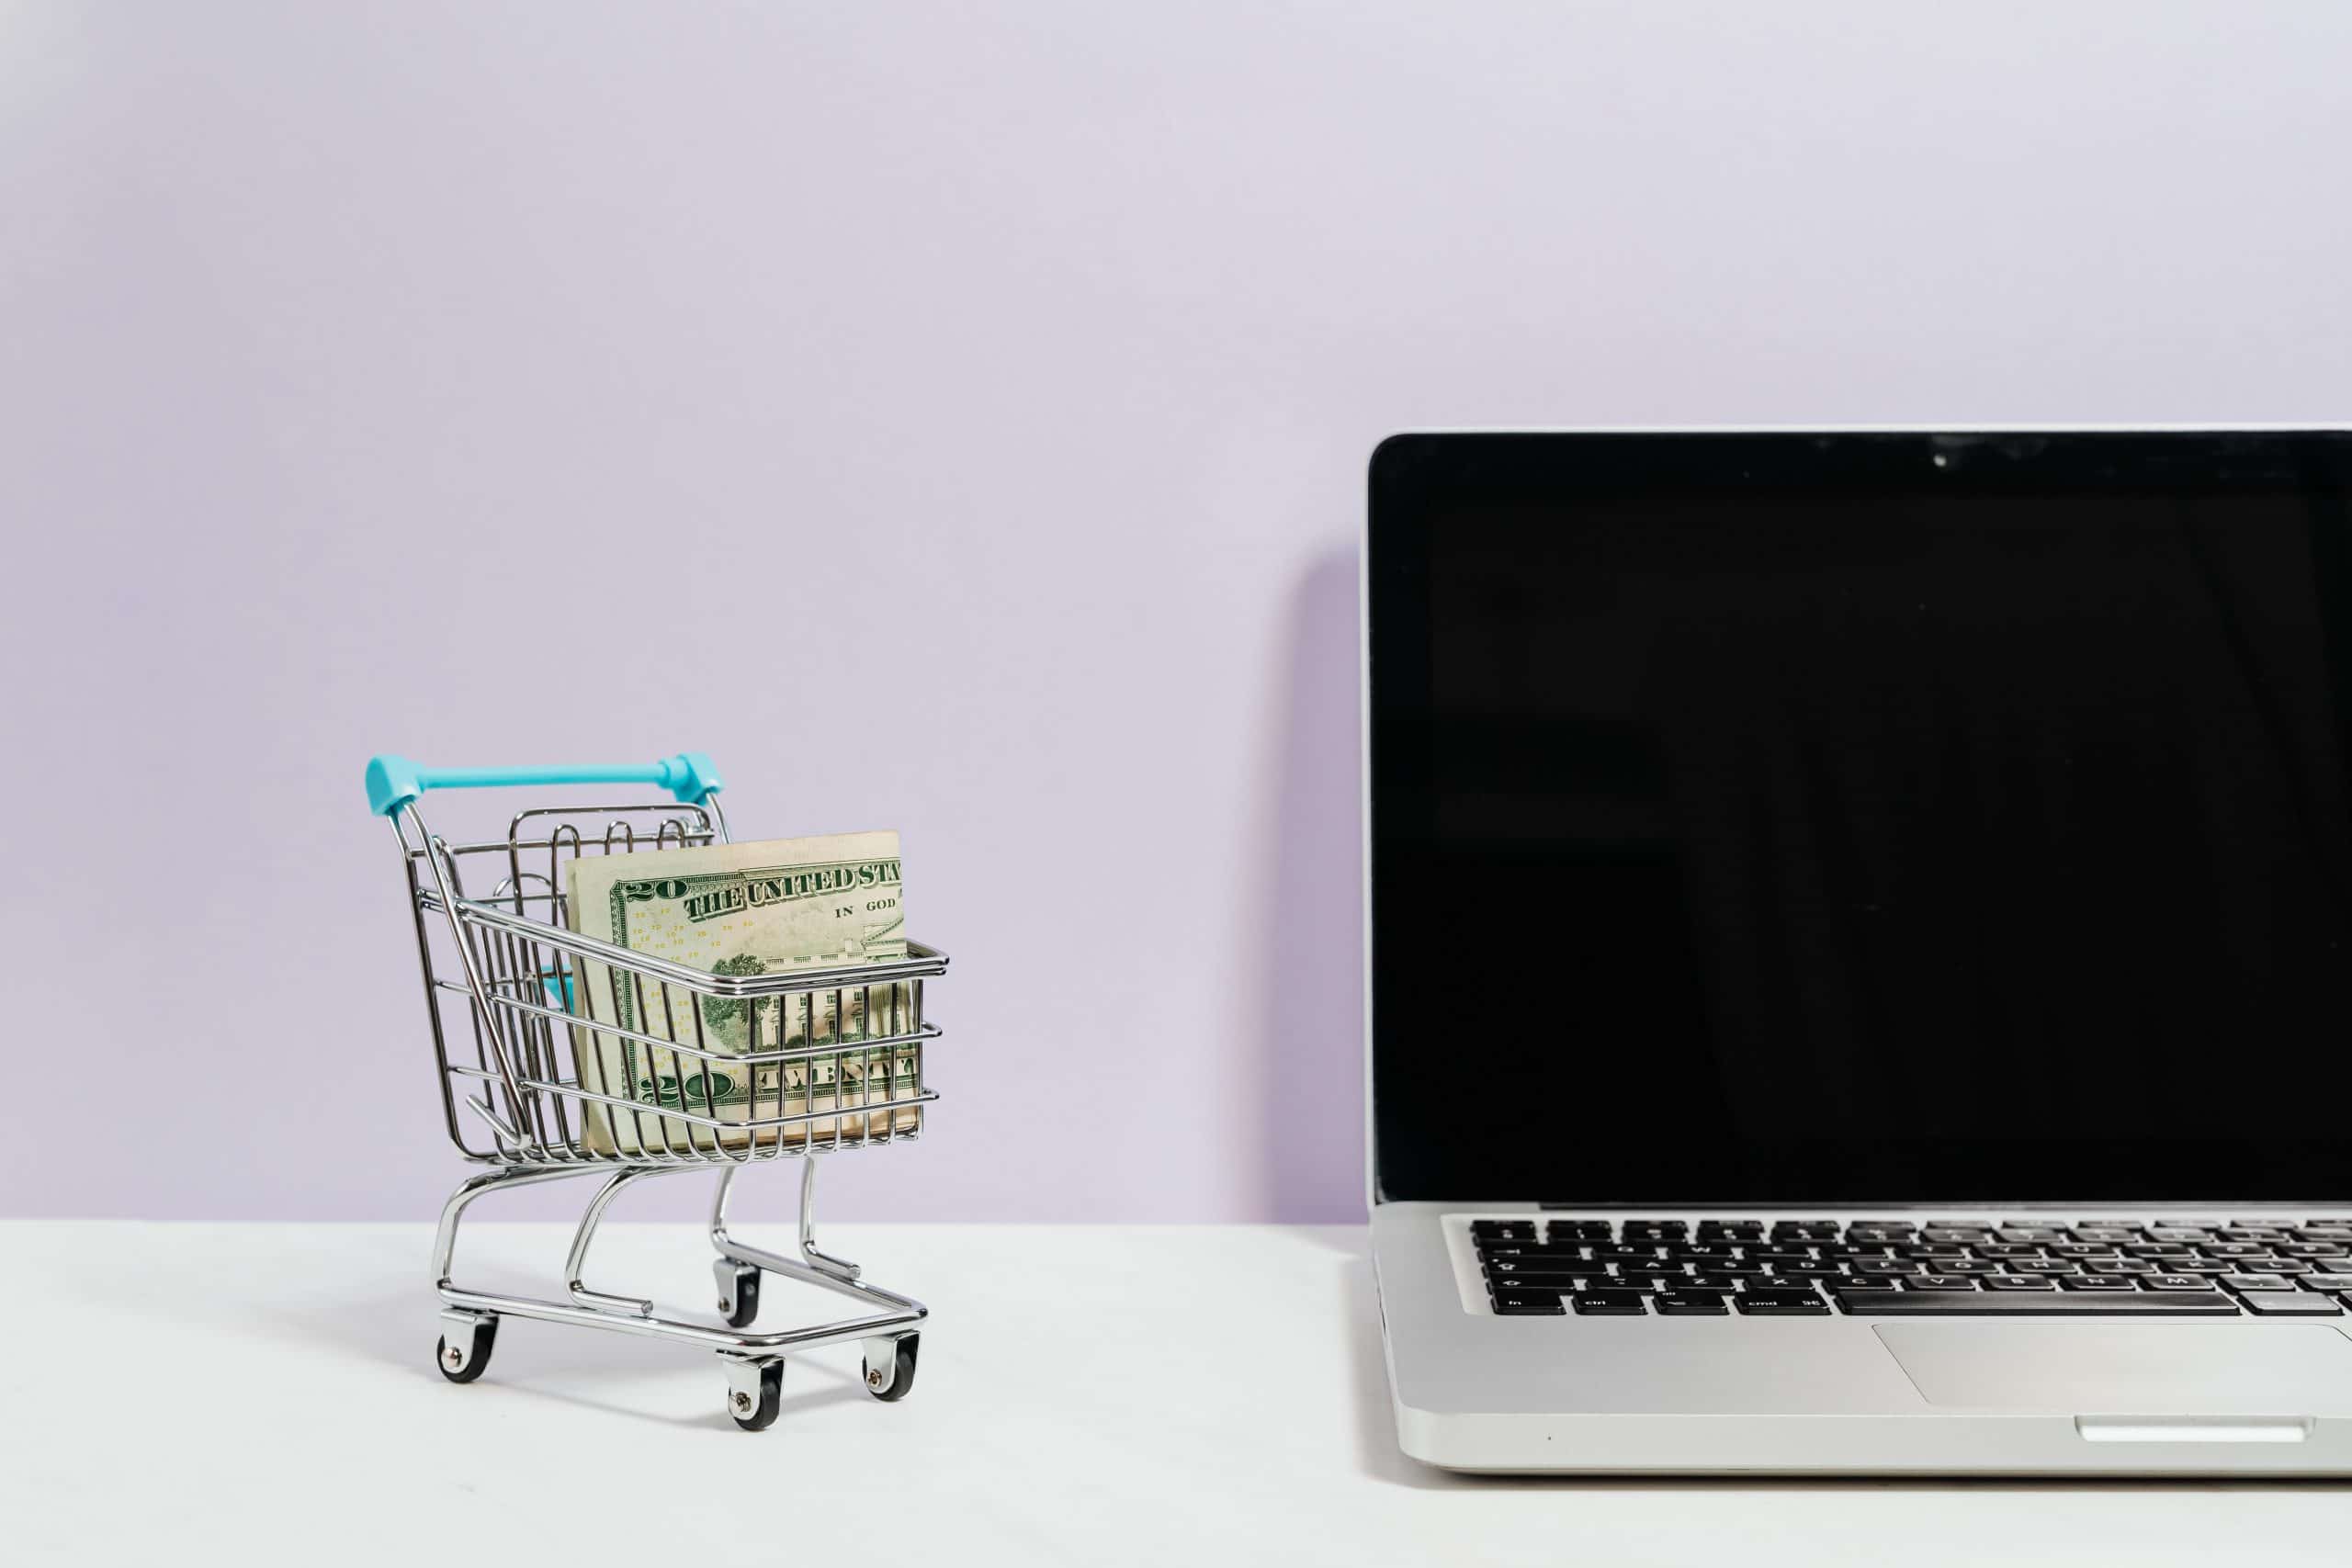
[9,1220,2351,1565]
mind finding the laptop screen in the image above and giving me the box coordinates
[1368,431,2352,1206]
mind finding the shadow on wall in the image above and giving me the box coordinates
[1261,545,1368,1222]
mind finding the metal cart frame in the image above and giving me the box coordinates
[367,752,944,1429]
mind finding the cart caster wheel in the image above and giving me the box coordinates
[725,1358,785,1432]
[864,1333,919,1402]
[435,1314,497,1383]
[717,1258,761,1328]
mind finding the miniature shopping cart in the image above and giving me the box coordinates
[366,751,944,1430]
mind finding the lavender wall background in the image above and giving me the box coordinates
[4,2,2348,1222]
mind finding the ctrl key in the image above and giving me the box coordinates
[1490,1289,1566,1315]
[1572,1290,1654,1316]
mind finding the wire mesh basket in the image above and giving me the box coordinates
[397,798,944,1165]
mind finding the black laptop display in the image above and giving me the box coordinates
[1368,431,2352,1206]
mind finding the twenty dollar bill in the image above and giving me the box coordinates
[562,831,919,1156]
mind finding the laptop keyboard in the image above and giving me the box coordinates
[1474,1217,2352,1317]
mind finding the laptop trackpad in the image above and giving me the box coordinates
[1876,1323,2352,1412]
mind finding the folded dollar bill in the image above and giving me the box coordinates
[561,830,919,1156]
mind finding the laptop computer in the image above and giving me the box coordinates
[1364,428,2352,1475]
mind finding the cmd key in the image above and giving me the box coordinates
[1736,1289,1829,1315]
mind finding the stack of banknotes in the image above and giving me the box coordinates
[562,830,918,1156]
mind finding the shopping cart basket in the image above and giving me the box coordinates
[366,751,945,1430]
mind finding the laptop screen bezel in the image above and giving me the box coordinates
[1363,427,2352,1210]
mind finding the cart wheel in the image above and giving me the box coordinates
[717,1259,761,1329]
[727,1359,785,1432]
[435,1314,498,1383]
[864,1333,919,1402]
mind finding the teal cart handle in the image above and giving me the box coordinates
[365,753,722,816]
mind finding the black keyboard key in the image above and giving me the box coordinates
[1837,1290,2239,1315]
[1837,1276,1903,1292]
[1473,1242,1589,1261]
[1483,1268,1613,1287]
[1490,1289,1568,1314]
[1471,1220,1539,1243]
[1545,1219,1613,1242]
[1618,1270,1690,1288]
[2146,1226,2213,1242]
[1985,1274,2058,1291]
[1573,1290,1651,1315]
[1845,1224,1915,1243]
[1771,1264,1847,1280]
[2081,1259,2155,1275]
[2141,1273,2217,1292]
[1478,1252,1594,1271]
[1623,1221,1688,1241]
[1657,1292,1730,1315]
[1850,1258,1923,1276]
[2061,1275,2141,1292]
[1904,1275,1979,1292]
[1697,1221,1765,1240]
[2220,1273,2295,1292]
[2240,1292,2343,1315]
[1736,1290,1829,1315]
[1597,1247,1667,1264]
[2202,1243,2269,1258]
